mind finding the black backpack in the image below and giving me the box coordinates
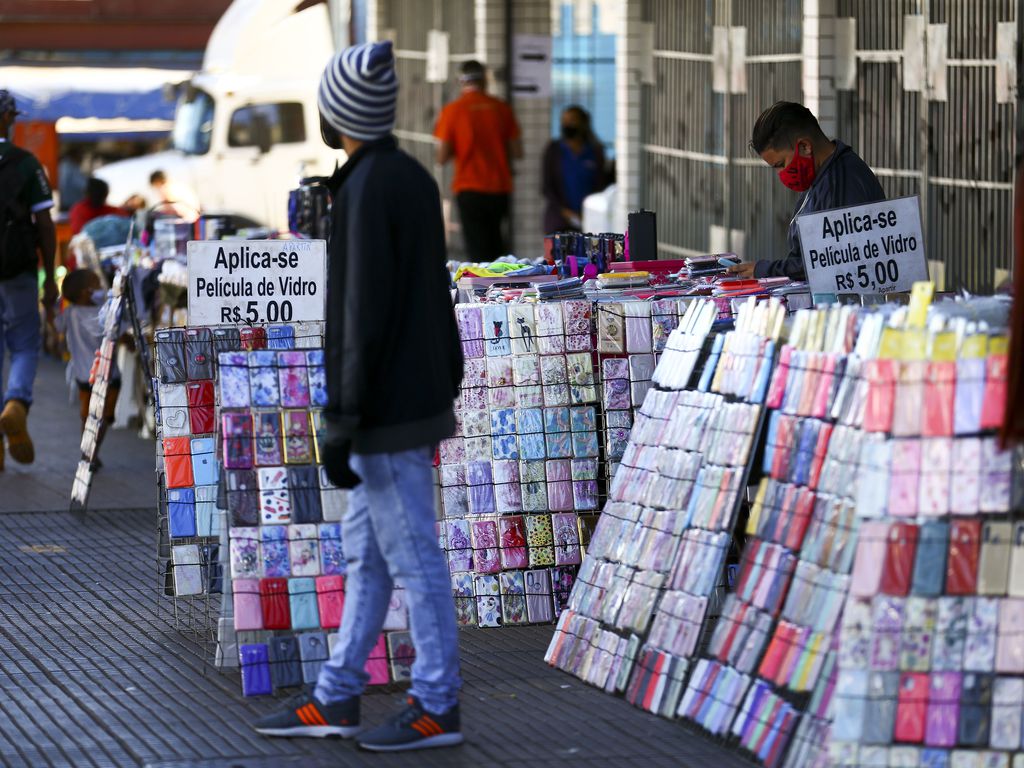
[0,147,39,280]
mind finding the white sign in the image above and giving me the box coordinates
[796,196,929,296]
[187,239,327,326]
[512,34,552,100]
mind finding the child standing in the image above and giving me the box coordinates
[57,269,120,469]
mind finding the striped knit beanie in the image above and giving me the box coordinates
[318,41,398,141]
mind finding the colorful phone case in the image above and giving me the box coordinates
[924,671,961,747]
[260,525,290,577]
[282,410,312,464]
[298,631,328,684]
[306,350,328,407]
[880,522,919,597]
[497,515,528,569]
[288,577,320,629]
[163,437,195,488]
[249,350,280,406]
[552,511,581,566]
[221,412,253,470]
[259,577,291,629]
[946,519,981,595]
[387,631,415,682]
[526,514,555,566]
[894,672,928,743]
[499,571,528,625]
[253,411,283,466]
[474,574,501,627]
[229,526,261,579]
[316,574,344,628]
[156,329,187,384]
[239,326,267,351]
[470,519,500,574]
[978,521,1012,595]
[258,467,291,524]
[217,352,250,408]
[525,569,554,623]
[268,636,302,689]
[288,523,320,577]
[318,522,346,576]
[167,487,196,538]
[184,327,214,380]
[239,644,272,696]
[277,351,310,408]
[267,324,295,350]
[232,578,263,630]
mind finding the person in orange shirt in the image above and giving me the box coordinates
[434,60,522,262]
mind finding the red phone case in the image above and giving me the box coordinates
[260,577,291,629]
[240,326,268,351]
[186,380,215,434]
[864,359,897,433]
[980,354,1008,430]
[922,362,955,437]
[163,436,194,488]
[894,672,928,743]
[880,522,920,596]
[946,519,981,595]
[316,575,345,628]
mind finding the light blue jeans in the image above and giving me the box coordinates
[0,272,41,406]
[314,446,461,715]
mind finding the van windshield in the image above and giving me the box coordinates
[172,89,215,155]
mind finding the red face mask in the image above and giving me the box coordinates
[778,143,815,192]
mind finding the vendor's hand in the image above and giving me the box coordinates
[726,262,757,279]
[321,439,362,489]
[42,276,58,320]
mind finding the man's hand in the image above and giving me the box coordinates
[726,261,758,279]
[321,438,362,489]
[42,275,58,320]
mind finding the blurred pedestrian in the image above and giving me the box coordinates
[69,177,132,235]
[542,105,607,233]
[58,148,87,212]
[149,169,199,222]
[0,89,57,470]
[56,269,119,469]
[434,60,522,262]
[254,41,465,753]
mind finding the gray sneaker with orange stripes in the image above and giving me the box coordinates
[357,695,463,752]
[253,691,361,738]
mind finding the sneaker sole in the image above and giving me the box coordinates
[255,725,362,739]
[358,733,464,752]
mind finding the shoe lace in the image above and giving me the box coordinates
[394,698,423,727]
[282,688,316,710]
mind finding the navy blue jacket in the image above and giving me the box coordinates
[324,136,463,454]
[754,141,885,280]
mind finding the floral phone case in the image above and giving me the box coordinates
[249,350,280,407]
[229,526,261,579]
[305,350,328,407]
[470,519,500,574]
[446,520,473,574]
[499,571,528,625]
[260,525,290,577]
[218,352,250,408]
[388,631,415,682]
[282,410,312,464]
[474,574,501,627]
[498,515,528,569]
[526,514,555,566]
[318,521,345,576]
[276,351,310,408]
[221,412,254,470]
[254,412,283,466]
[455,305,485,358]
[452,573,477,626]
[552,512,581,566]
[288,523,320,577]
[535,302,565,354]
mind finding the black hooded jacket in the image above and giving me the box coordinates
[754,141,886,280]
[324,136,464,454]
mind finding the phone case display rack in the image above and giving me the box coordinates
[547,292,1024,768]
[440,297,727,629]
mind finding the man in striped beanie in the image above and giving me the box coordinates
[254,41,465,753]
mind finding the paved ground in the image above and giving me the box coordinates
[0,357,754,768]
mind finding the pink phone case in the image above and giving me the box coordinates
[233,578,263,630]
[316,574,345,629]
[850,521,890,597]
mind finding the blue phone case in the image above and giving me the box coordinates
[288,466,323,524]
[167,487,196,538]
[288,577,320,630]
[267,324,296,349]
[239,643,272,696]
[911,521,949,596]
[299,631,329,683]
[269,636,302,689]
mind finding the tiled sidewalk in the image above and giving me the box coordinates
[0,359,754,768]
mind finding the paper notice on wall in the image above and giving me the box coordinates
[512,34,552,100]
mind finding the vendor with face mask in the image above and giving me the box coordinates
[728,101,885,281]
[542,105,608,233]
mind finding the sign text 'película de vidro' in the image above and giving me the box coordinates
[187,240,326,326]
[795,196,929,297]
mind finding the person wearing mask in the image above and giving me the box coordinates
[0,89,57,469]
[727,101,885,280]
[68,177,134,235]
[542,105,607,233]
[434,60,522,262]
[253,41,465,753]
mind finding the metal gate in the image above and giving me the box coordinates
[640,0,803,261]
[835,0,1018,293]
[378,0,476,246]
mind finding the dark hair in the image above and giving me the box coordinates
[563,104,597,146]
[85,177,109,207]
[460,60,486,82]
[750,101,826,154]
[149,170,166,185]
[61,268,99,303]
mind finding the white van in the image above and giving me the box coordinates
[96,0,340,232]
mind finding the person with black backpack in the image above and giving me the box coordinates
[0,90,57,470]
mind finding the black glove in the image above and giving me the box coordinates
[321,439,361,489]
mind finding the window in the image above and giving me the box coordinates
[172,89,215,155]
[227,103,306,148]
